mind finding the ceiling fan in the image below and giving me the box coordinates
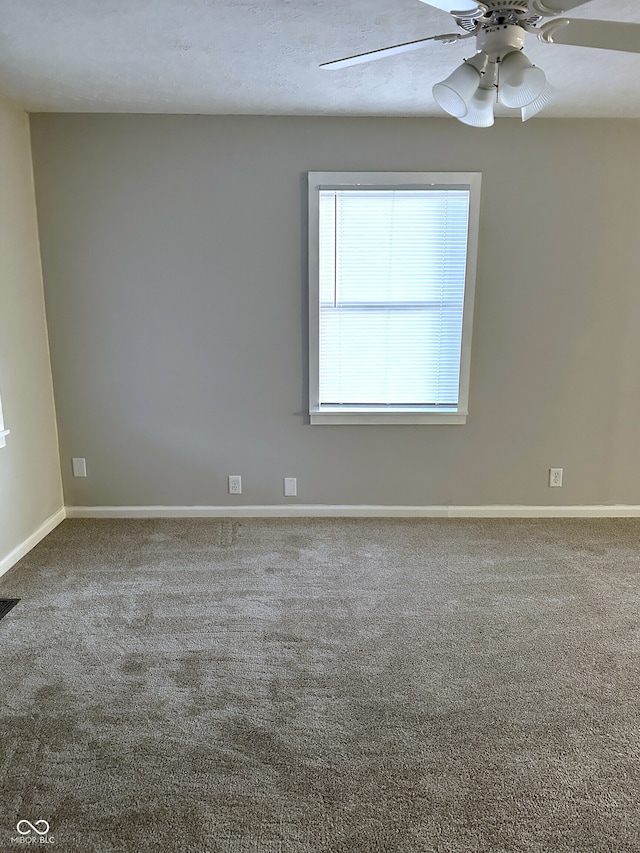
[321,1,640,126]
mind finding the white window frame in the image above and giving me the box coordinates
[0,388,9,448]
[308,171,482,425]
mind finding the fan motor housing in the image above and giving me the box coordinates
[476,23,525,58]
[456,2,541,34]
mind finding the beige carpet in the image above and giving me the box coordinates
[1,518,640,852]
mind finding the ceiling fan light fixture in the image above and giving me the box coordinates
[498,50,547,109]
[432,55,485,118]
[322,0,640,128]
[457,85,495,127]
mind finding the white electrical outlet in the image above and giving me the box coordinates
[72,457,87,478]
[228,475,242,495]
[549,467,563,488]
[284,477,297,497]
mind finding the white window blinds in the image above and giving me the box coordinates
[318,188,471,409]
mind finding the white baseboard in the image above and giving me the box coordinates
[1,504,637,577]
[64,504,640,519]
[0,507,66,579]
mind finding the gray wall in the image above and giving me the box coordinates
[0,99,62,565]
[29,114,640,507]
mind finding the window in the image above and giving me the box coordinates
[0,388,9,448]
[308,172,481,425]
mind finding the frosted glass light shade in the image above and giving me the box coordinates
[521,82,556,121]
[458,86,495,127]
[499,51,546,109]
[433,63,481,118]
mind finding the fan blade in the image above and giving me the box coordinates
[529,0,593,14]
[539,18,640,53]
[417,0,487,16]
[320,33,465,69]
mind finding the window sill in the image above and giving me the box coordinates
[0,428,10,448]
[309,409,467,425]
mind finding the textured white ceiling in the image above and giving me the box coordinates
[0,0,639,116]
